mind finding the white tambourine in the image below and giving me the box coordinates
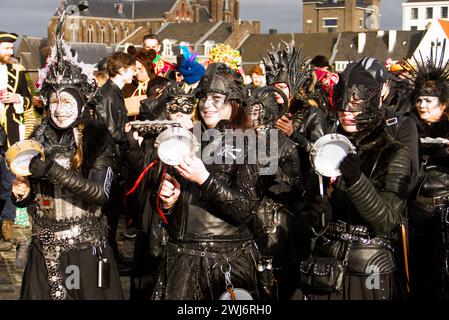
[309,133,356,178]
[5,140,45,176]
[219,288,254,300]
[154,126,198,166]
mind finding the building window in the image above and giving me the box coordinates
[359,18,363,28]
[411,26,418,31]
[124,26,129,38]
[426,7,433,19]
[322,18,338,28]
[112,27,118,44]
[88,25,93,43]
[442,7,448,18]
[99,26,106,43]
[70,22,77,42]
[411,8,418,20]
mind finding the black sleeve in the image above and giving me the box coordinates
[397,117,420,193]
[15,70,31,111]
[345,146,411,235]
[45,147,114,206]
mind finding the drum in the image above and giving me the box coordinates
[155,126,198,166]
[5,140,45,176]
[309,133,355,177]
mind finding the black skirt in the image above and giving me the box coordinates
[20,242,125,300]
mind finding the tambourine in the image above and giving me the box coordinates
[5,140,45,176]
[219,288,254,300]
[309,133,356,178]
[154,126,198,166]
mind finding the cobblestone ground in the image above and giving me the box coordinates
[0,216,134,300]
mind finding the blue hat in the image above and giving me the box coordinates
[179,59,206,85]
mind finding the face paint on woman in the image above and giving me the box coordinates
[417,96,446,123]
[49,90,79,129]
[199,92,232,129]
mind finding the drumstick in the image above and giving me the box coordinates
[318,174,326,228]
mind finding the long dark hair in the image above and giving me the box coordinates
[228,100,252,130]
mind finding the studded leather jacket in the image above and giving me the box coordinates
[166,121,261,242]
[12,119,114,300]
[14,118,114,224]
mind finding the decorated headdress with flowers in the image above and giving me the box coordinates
[207,44,242,71]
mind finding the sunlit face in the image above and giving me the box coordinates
[49,91,79,128]
[338,111,362,133]
[273,82,290,104]
[0,42,14,64]
[135,60,149,83]
[143,39,160,53]
[199,92,232,129]
[416,96,446,123]
[119,65,135,84]
[251,74,264,88]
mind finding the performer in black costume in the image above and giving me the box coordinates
[299,61,412,300]
[11,8,123,299]
[408,43,449,300]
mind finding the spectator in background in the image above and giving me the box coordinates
[142,34,174,78]
[246,65,265,94]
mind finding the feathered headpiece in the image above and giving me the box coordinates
[262,40,312,99]
[38,2,96,104]
[409,39,449,101]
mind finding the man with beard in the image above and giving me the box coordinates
[0,31,31,250]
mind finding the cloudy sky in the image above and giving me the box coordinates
[0,0,403,37]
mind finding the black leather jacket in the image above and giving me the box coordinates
[13,119,114,213]
[166,121,261,242]
[306,126,412,275]
[94,79,128,154]
[290,106,327,153]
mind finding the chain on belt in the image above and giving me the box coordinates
[34,224,106,300]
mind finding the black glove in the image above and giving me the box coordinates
[309,195,332,231]
[29,155,53,179]
[339,153,361,187]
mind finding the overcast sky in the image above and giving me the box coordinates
[0,0,403,37]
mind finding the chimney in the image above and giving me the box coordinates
[234,0,240,21]
[358,32,366,54]
[388,30,397,53]
[252,20,261,34]
[115,3,123,14]
[269,29,277,34]
[345,0,356,31]
[193,0,200,23]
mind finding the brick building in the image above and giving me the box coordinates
[47,0,241,46]
[303,0,380,33]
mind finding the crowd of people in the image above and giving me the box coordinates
[1,7,449,301]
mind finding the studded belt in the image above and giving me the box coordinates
[32,220,107,300]
[167,240,257,264]
[324,230,396,252]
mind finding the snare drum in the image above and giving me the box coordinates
[5,140,45,176]
[309,133,355,177]
[155,126,198,166]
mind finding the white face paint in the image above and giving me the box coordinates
[49,91,79,129]
[417,96,446,123]
[199,92,232,129]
